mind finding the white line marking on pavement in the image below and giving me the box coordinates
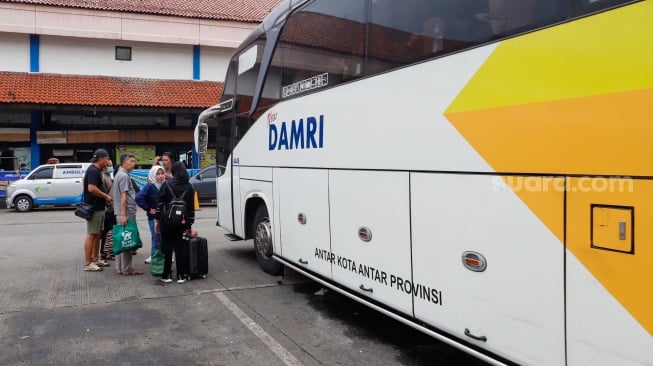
[214,292,302,366]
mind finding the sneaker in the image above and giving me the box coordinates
[177,276,186,284]
[94,260,110,267]
[83,263,103,272]
[160,277,173,283]
[144,257,151,264]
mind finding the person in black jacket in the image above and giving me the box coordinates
[155,161,195,284]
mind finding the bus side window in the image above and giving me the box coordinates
[272,0,366,99]
[476,0,536,35]
[368,0,491,73]
[367,0,570,76]
[477,0,569,38]
[570,0,638,17]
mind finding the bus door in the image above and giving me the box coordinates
[216,111,235,233]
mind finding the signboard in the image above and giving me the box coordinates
[115,145,156,167]
[200,148,216,169]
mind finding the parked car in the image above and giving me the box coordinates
[189,165,224,204]
[6,163,91,212]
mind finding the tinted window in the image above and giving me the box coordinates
[31,167,53,179]
[271,0,366,99]
[570,0,637,16]
[235,42,264,117]
[263,0,568,99]
[368,0,565,73]
[222,59,237,103]
[222,39,266,155]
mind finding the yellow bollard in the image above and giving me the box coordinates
[194,191,201,211]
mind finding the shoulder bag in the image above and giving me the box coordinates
[74,201,95,220]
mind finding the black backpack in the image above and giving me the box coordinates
[162,184,188,229]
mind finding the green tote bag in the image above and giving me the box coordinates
[112,219,143,255]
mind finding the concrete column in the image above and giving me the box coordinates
[30,110,41,165]
[30,34,39,72]
[193,45,200,80]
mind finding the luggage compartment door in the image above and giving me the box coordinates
[276,168,332,278]
[411,173,565,365]
[329,171,412,316]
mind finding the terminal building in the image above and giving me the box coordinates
[0,0,281,170]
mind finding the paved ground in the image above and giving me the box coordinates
[0,206,488,366]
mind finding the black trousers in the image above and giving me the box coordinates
[160,228,187,278]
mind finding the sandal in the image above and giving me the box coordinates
[122,269,144,276]
[95,260,110,267]
[116,270,123,275]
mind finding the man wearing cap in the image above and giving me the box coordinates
[82,149,113,272]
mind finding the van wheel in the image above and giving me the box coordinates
[14,195,33,212]
[252,205,283,275]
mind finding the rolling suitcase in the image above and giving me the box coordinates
[185,236,208,279]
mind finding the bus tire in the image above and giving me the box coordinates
[252,205,283,275]
[14,195,34,212]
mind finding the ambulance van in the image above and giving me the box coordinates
[6,163,91,212]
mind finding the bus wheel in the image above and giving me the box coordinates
[14,195,33,212]
[252,205,283,275]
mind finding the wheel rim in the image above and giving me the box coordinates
[16,198,30,211]
[254,218,273,259]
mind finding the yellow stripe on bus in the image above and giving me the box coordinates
[447,1,653,114]
[446,1,653,337]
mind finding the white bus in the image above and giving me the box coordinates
[195,0,653,364]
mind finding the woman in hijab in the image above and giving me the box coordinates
[136,165,166,264]
[155,162,195,283]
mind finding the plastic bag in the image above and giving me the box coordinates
[112,219,143,255]
[150,249,164,276]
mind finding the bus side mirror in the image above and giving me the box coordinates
[194,122,208,155]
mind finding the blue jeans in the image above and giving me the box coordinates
[148,218,161,257]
